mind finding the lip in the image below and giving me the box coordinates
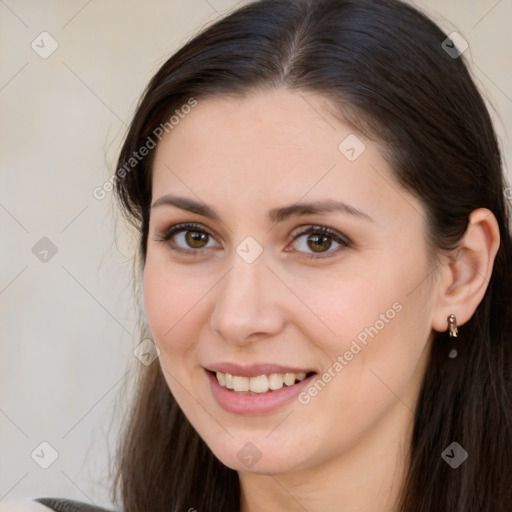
[205,362,316,378]
[205,368,317,415]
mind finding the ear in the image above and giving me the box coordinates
[431,208,501,333]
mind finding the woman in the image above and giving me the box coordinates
[17,0,512,510]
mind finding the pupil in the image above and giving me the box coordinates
[308,234,330,252]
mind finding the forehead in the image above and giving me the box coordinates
[150,89,418,225]
[155,91,336,169]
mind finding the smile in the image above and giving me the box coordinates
[206,367,318,415]
[214,371,311,394]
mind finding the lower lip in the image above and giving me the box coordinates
[206,370,316,415]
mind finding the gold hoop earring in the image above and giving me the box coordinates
[447,314,458,338]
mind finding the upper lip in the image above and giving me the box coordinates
[205,362,316,378]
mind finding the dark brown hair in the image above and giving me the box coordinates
[111,0,512,510]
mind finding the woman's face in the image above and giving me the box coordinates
[144,89,439,475]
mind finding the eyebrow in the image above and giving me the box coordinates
[151,194,374,224]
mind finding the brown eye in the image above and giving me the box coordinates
[157,223,220,255]
[185,230,209,248]
[290,225,351,259]
[307,233,333,253]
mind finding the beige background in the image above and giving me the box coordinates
[1,0,511,509]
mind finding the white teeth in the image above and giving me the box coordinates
[283,373,296,386]
[225,373,234,389]
[249,374,269,393]
[268,373,284,390]
[233,376,249,392]
[214,371,310,394]
[216,372,226,386]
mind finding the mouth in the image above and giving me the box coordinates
[204,362,319,414]
[207,369,317,395]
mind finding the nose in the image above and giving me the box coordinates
[210,249,285,346]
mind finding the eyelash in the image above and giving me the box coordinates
[155,222,352,259]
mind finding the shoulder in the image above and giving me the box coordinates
[0,500,53,511]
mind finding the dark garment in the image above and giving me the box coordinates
[33,498,114,512]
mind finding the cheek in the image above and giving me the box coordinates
[143,261,206,409]
[142,261,197,354]
[313,264,433,411]
[299,250,433,378]
[290,284,431,459]
[283,266,405,357]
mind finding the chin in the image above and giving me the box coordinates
[207,437,308,475]
[221,454,298,475]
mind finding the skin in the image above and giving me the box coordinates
[143,89,500,512]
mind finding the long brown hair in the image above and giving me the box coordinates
[111,0,512,510]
